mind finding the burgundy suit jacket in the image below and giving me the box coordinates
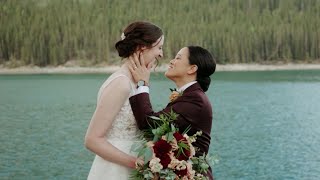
[129,83,213,179]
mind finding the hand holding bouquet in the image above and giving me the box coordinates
[131,110,211,180]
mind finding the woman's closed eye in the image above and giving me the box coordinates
[175,54,182,60]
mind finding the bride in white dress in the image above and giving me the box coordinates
[85,21,164,180]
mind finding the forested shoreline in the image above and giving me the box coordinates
[1,0,319,67]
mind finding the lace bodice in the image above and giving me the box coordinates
[97,73,139,140]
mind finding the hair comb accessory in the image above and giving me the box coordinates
[121,32,126,40]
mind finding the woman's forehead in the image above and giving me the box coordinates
[177,47,189,56]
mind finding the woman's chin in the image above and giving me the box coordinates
[164,71,171,78]
[165,71,175,81]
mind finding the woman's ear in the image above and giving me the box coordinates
[187,65,198,75]
[141,46,147,50]
[135,46,147,55]
[137,46,147,51]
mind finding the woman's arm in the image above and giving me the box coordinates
[129,92,202,130]
[84,76,137,169]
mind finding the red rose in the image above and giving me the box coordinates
[173,132,191,160]
[173,132,185,141]
[159,153,171,168]
[153,139,172,157]
[175,168,188,177]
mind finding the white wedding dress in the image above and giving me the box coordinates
[87,72,140,180]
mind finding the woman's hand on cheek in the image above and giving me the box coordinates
[128,52,151,85]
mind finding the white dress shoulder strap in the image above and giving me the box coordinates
[98,73,135,101]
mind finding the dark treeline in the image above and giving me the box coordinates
[0,0,319,66]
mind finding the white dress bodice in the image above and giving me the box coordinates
[96,73,139,140]
[87,72,140,180]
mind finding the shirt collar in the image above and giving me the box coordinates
[177,81,197,92]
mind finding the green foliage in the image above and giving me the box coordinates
[1,0,319,66]
[147,110,179,141]
[176,141,190,158]
[158,169,176,180]
[191,154,211,174]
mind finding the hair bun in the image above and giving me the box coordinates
[115,39,135,58]
[197,76,211,92]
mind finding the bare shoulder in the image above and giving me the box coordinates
[100,74,132,96]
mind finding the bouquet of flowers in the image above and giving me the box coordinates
[130,110,212,180]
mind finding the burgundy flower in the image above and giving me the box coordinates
[175,168,188,177]
[173,132,185,141]
[159,153,171,168]
[153,139,172,157]
[173,132,191,160]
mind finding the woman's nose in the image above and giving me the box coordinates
[159,52,163,58]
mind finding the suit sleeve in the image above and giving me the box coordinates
[129,92,203,130]
[130,93,158,129]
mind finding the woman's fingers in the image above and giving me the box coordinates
[133,52,142,68]
[139,52,146,67]
[135,158,145,169]
[130,52,147,69]
[128,64,135,73]
[129,55,137,70]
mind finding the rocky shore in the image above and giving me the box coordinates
[1,63,320,74]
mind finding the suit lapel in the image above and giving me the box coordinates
[166,82,203,106]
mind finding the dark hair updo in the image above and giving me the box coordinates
[187,46,216,92]
[115,21,163,58]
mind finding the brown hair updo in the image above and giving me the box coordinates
[115,21,163,58]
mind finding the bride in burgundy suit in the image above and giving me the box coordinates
[129,46,216,179]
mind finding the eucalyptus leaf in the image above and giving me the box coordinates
[170,123,176,132]
[153,135,159,142]
[144,148,153,164]
[130,142,144,152]
[137,148,145,158]
[167,132,174,141]
[200,163,209,169]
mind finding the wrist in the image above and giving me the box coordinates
[144,80,149,86]
[137,80,148,88]
[129,157,138,169]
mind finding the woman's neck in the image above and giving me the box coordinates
[173,77,196,89]
[119,60,132,77]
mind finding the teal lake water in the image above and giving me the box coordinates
[1,70,320,180]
